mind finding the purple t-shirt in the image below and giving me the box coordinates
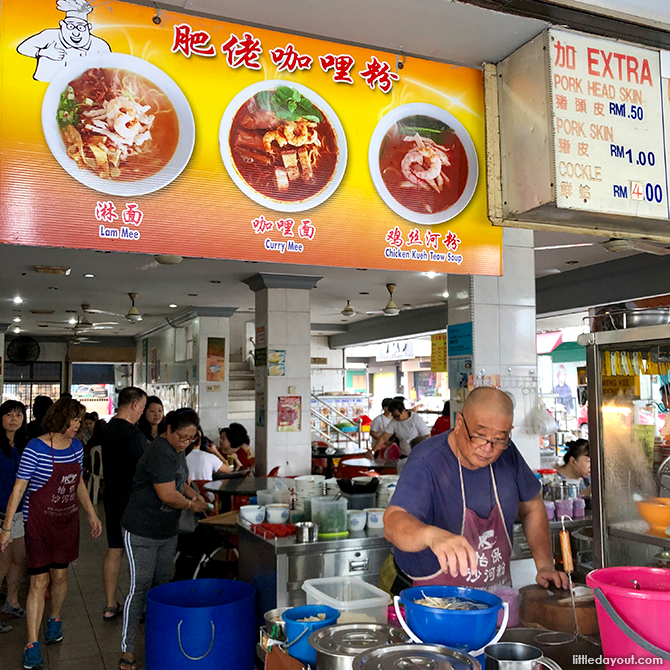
[391,430,541,578]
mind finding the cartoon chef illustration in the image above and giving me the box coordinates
[17,0,111,83]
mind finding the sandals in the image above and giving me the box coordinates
[0,620,13,633]
[118,658,136,670]
[103,602,122,621]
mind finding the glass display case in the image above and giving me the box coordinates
[581,323,670,569]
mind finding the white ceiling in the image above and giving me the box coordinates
[542,0,670,31]
[0,230,643,339]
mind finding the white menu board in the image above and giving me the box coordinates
[549,29,668,220]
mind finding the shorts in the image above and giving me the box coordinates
[104,500,126,549]
[0,511,23,540]
[10,512,24,540]
[27,562,69,576]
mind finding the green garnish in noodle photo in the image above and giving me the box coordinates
[56,86,80,129]
[398,115,453,142]
[257,86,323,124]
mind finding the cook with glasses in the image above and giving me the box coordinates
[384,387,568,592]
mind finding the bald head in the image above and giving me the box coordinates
[463,387,514,421]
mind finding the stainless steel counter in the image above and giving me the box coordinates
[237,521,392,619]
[511,515,592,560]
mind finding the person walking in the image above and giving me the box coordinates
[0,397,102,670]
[119,408,208,670]
[25,396,53,443]
[100,387,147,621]
[137,396,165,443]
[0,400,28,633]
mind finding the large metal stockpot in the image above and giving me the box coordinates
[352,643,482,670]
[309,623,407,670]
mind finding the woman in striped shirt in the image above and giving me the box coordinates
[1,398,102,670]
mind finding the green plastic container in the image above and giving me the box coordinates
[311,496,348,538]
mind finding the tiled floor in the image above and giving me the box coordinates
[0,504,145,670]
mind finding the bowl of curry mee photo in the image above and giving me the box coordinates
[220,81,347,212]
[368,103,479,225]
[41,54,195,196]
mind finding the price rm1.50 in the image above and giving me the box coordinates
[613,182,664,203]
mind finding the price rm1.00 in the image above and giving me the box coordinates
[613,182,664,203]
[610,145,656,166]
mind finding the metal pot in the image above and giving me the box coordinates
[353,643,481,670]
[309,624,407,670]
[264,607,289,641]
[295,521,319,543]
[484,642,562,669]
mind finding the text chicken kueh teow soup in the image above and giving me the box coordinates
[57,68,179,181]
[229,86,338,201]
[379,115,468,215]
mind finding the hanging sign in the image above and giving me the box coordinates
[0,0,500,275]
[430,333,447,372]
[550,29,667,219]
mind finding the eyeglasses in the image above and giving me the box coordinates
[173,430,196,444]
[460,415,511,451]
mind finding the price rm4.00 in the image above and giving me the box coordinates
[613,182,664,203]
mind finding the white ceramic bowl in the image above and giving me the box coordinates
[364,508,385,529]
[240,505,266,525]
[220,80,347,212]
[368,102,479,225]
[42,53,195,196]
[266,503,290,524]
[347,510,367,531]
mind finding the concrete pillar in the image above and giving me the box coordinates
[448,228,540,468]
[243,273,322,476]
[0,324,9,400]
[195,308,237,439]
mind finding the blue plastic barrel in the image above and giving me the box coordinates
[146,579,256,670]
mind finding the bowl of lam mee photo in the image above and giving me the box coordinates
[41,53,195,196]
[220,80,347,212]
[369,103,479,225]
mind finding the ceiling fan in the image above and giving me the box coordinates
[138,254,184,271]
[364,284,402,317]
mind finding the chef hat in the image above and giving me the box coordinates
[56,0,93,20]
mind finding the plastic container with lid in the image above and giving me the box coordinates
[311,496,348,538]
[303,576,391,624]
[572,497,586,518]
[544,500,555,521]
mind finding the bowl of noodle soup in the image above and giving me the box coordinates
[42,53,195,196]
[369,103,478,225]
[220,80,347,212]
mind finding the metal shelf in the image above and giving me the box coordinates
[608,520,670,550]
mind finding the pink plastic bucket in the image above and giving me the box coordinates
[586,567,670,668]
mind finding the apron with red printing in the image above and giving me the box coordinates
[25,438,81,569]
[408,454,512,588]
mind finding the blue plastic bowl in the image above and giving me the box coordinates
[282,605,339,665]
[400,585,502,651]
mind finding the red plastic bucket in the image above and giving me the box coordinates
[586,567,670,668]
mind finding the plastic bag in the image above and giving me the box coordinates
[531,401,559,436]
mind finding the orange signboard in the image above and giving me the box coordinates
[0,0,501,274]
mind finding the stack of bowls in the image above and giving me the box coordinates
[325,478,339,496]
[377,475,399,508]
[294,475,326,514]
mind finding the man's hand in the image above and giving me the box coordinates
[89,513,103,539]
[425,527,478,578]
[191,498,209,514]
[39,42,65,61]
[536,567,569,590]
